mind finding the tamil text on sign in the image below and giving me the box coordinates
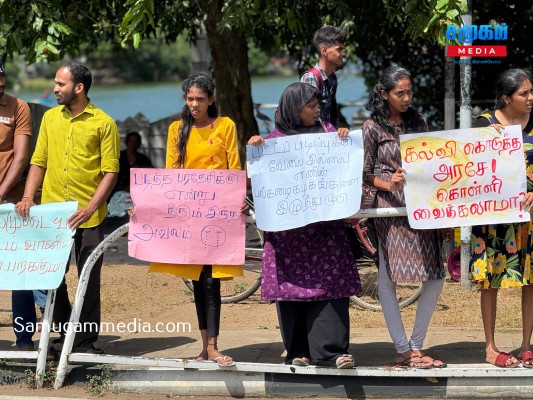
[128,168,246,265]
[246,131,364,231]
[400,125,528,229]
[0,202,77,290]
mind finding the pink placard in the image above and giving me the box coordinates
[128,168,246,265]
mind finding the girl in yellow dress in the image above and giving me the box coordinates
[150,74,245,366]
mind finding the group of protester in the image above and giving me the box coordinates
[2,23,533,370]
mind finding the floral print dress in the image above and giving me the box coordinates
[469,111,533,288]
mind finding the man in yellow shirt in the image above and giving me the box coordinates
[15,64,119,354]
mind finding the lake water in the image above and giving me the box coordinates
[17,71,368,130]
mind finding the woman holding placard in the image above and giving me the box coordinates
[470,68,533,368]
[146,73,246,367]
[362,66,446,368]
[248,82,361,369]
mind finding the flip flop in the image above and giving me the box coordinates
[396,356,433,369]
[492,352,520,368]
[521,351,533,368]
[210,355,235,367]
[419,354,447,368]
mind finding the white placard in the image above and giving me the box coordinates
[400,125,528,229]
[246,131,364,231]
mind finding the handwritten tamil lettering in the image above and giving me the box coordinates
[400,126,528,229]
[128,168,246,265]
[246,131,364,232]
[0,202,77,290]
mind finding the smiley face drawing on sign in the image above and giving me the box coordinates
[201,225,227,248]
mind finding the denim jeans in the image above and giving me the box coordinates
[33,290,47,315]
[12,290,37,349]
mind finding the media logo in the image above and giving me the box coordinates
[446,23,507,57]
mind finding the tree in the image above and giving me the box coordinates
[467,2,533,110]
[1,0,466,159]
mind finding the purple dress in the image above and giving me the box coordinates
[260,129,362,301]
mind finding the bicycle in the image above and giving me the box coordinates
[182,196,264,304]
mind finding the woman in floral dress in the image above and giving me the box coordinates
[470,68,533,368]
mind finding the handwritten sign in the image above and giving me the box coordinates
[0,202,76,290]
[246,131,364,231]
[400,125,528,229]
[128,168,246,265]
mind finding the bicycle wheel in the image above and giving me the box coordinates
[350,257,423,311]
[182,217,264,304]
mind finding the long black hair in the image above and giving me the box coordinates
[365,66,426,134]
[175,73,218,168]
[494,68,532,110]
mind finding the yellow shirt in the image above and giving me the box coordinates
[31,102,120,228]
[149,116,242,280]
[165,116,240,170]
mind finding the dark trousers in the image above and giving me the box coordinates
[277,297,350,365]
[12,290,37,349]
[53,224,104,350]
[192,266,221,337]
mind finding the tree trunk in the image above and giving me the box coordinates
[200,0,259,167]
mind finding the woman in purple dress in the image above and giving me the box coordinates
[248,82,361,368]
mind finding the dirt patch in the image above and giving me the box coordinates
[81,261,523,332]
[1,261,523,341]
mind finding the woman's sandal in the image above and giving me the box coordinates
[291,356,310,366]
[207,342,235,367]
[418,354,447,368]
[336,354,355,369]
[396,356,432,369]
[209,354,235,367]
[520,351,533,368]
[491,352,521,368]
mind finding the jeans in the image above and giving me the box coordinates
[12,290,37,349]
[33,290,47,315]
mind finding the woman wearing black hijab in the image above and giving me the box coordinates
[248,82,361,368]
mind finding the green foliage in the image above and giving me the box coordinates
[350,1,450,129]
[383,0,467,46]
[248,44,272,75]
[120,0,156,48]
[86,372,112,396]
[24,364,56,388]
[0,1,128,63]
[0,0,500,139]
[84,36,191,81]
[469,2,533,110]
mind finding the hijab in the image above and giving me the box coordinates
[274,82,324,135]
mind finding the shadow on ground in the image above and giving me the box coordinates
[98,335,197,357]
